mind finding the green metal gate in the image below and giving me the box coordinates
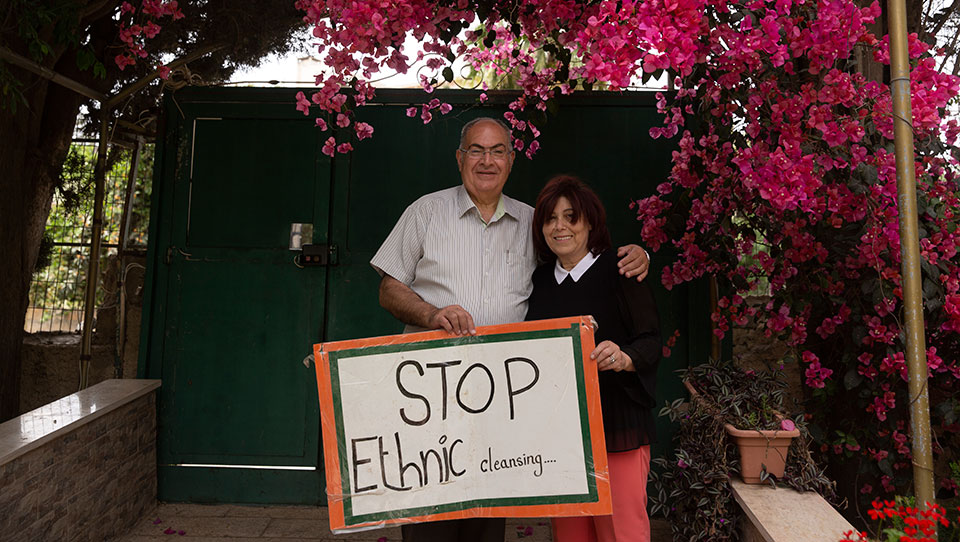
[140,87,710,504]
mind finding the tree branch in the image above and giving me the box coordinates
[936,25,960,72]
[928,0,960,37]
[106,41,231,109]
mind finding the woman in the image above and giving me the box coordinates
[525,175,660,542]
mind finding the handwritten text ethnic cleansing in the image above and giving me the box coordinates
[349,357,555,493]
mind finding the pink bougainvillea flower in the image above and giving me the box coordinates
[525,140,540,159]
[336,113,350,128]
[153,518,162,525]
[114,54,136,70]
[321,137,336,157]
[780,419,796,431]
[336,142,354,154]
[295,92,311,116]
[315,118,328,131]
[354,122,374,140]
[143,20,162,39]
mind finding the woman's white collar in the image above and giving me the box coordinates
[554,251,600,284]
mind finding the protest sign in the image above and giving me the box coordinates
[313,316,611,533]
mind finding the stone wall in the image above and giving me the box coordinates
[0,392,157,541]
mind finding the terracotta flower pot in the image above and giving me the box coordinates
[683,379,800,484]
[723,423,799,483]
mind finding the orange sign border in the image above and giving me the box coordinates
[313,316,611,533]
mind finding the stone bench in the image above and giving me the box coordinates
[732,479,858,542]
[0,379,161,541]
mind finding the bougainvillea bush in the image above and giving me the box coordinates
[629,2,960,512]
[124,0,960,516]
[286,0,960,513]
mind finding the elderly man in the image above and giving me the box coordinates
[370,117,649,542]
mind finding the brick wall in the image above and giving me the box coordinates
[0,392,157,542]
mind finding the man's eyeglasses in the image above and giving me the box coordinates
[459,146,512,160]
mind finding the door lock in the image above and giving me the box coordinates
[298,244,338,266]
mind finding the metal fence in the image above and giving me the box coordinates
[24,136,153,333]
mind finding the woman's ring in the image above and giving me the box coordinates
[610,354,617,362]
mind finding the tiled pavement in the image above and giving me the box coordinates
[117,504,672,541]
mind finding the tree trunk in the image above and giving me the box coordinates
[0,55,84,422]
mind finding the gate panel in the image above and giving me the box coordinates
[153,114,329,503]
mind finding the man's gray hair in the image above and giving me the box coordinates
[459,117,514,152]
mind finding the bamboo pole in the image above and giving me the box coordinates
[0,47,108,103]
[886,0,936,509]
[78,112,110,390]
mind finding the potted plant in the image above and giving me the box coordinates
[682,362,800,483]
[649,359,837,542]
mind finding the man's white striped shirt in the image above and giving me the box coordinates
[370,185,537,331]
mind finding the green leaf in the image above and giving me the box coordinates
[851,325,867,346]
[878,457,893,476]
[922,277,941,301]
[483,31,496,48]
[642,68,665,85]
[545,98,559,115]
[843,368,863,390]
[936,401,957,425]
[442,67,454,83]
[76,48,94,71]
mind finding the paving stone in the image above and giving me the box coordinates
[220,505,326,520]
[142,516,271,538]
[115,504,679,541]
